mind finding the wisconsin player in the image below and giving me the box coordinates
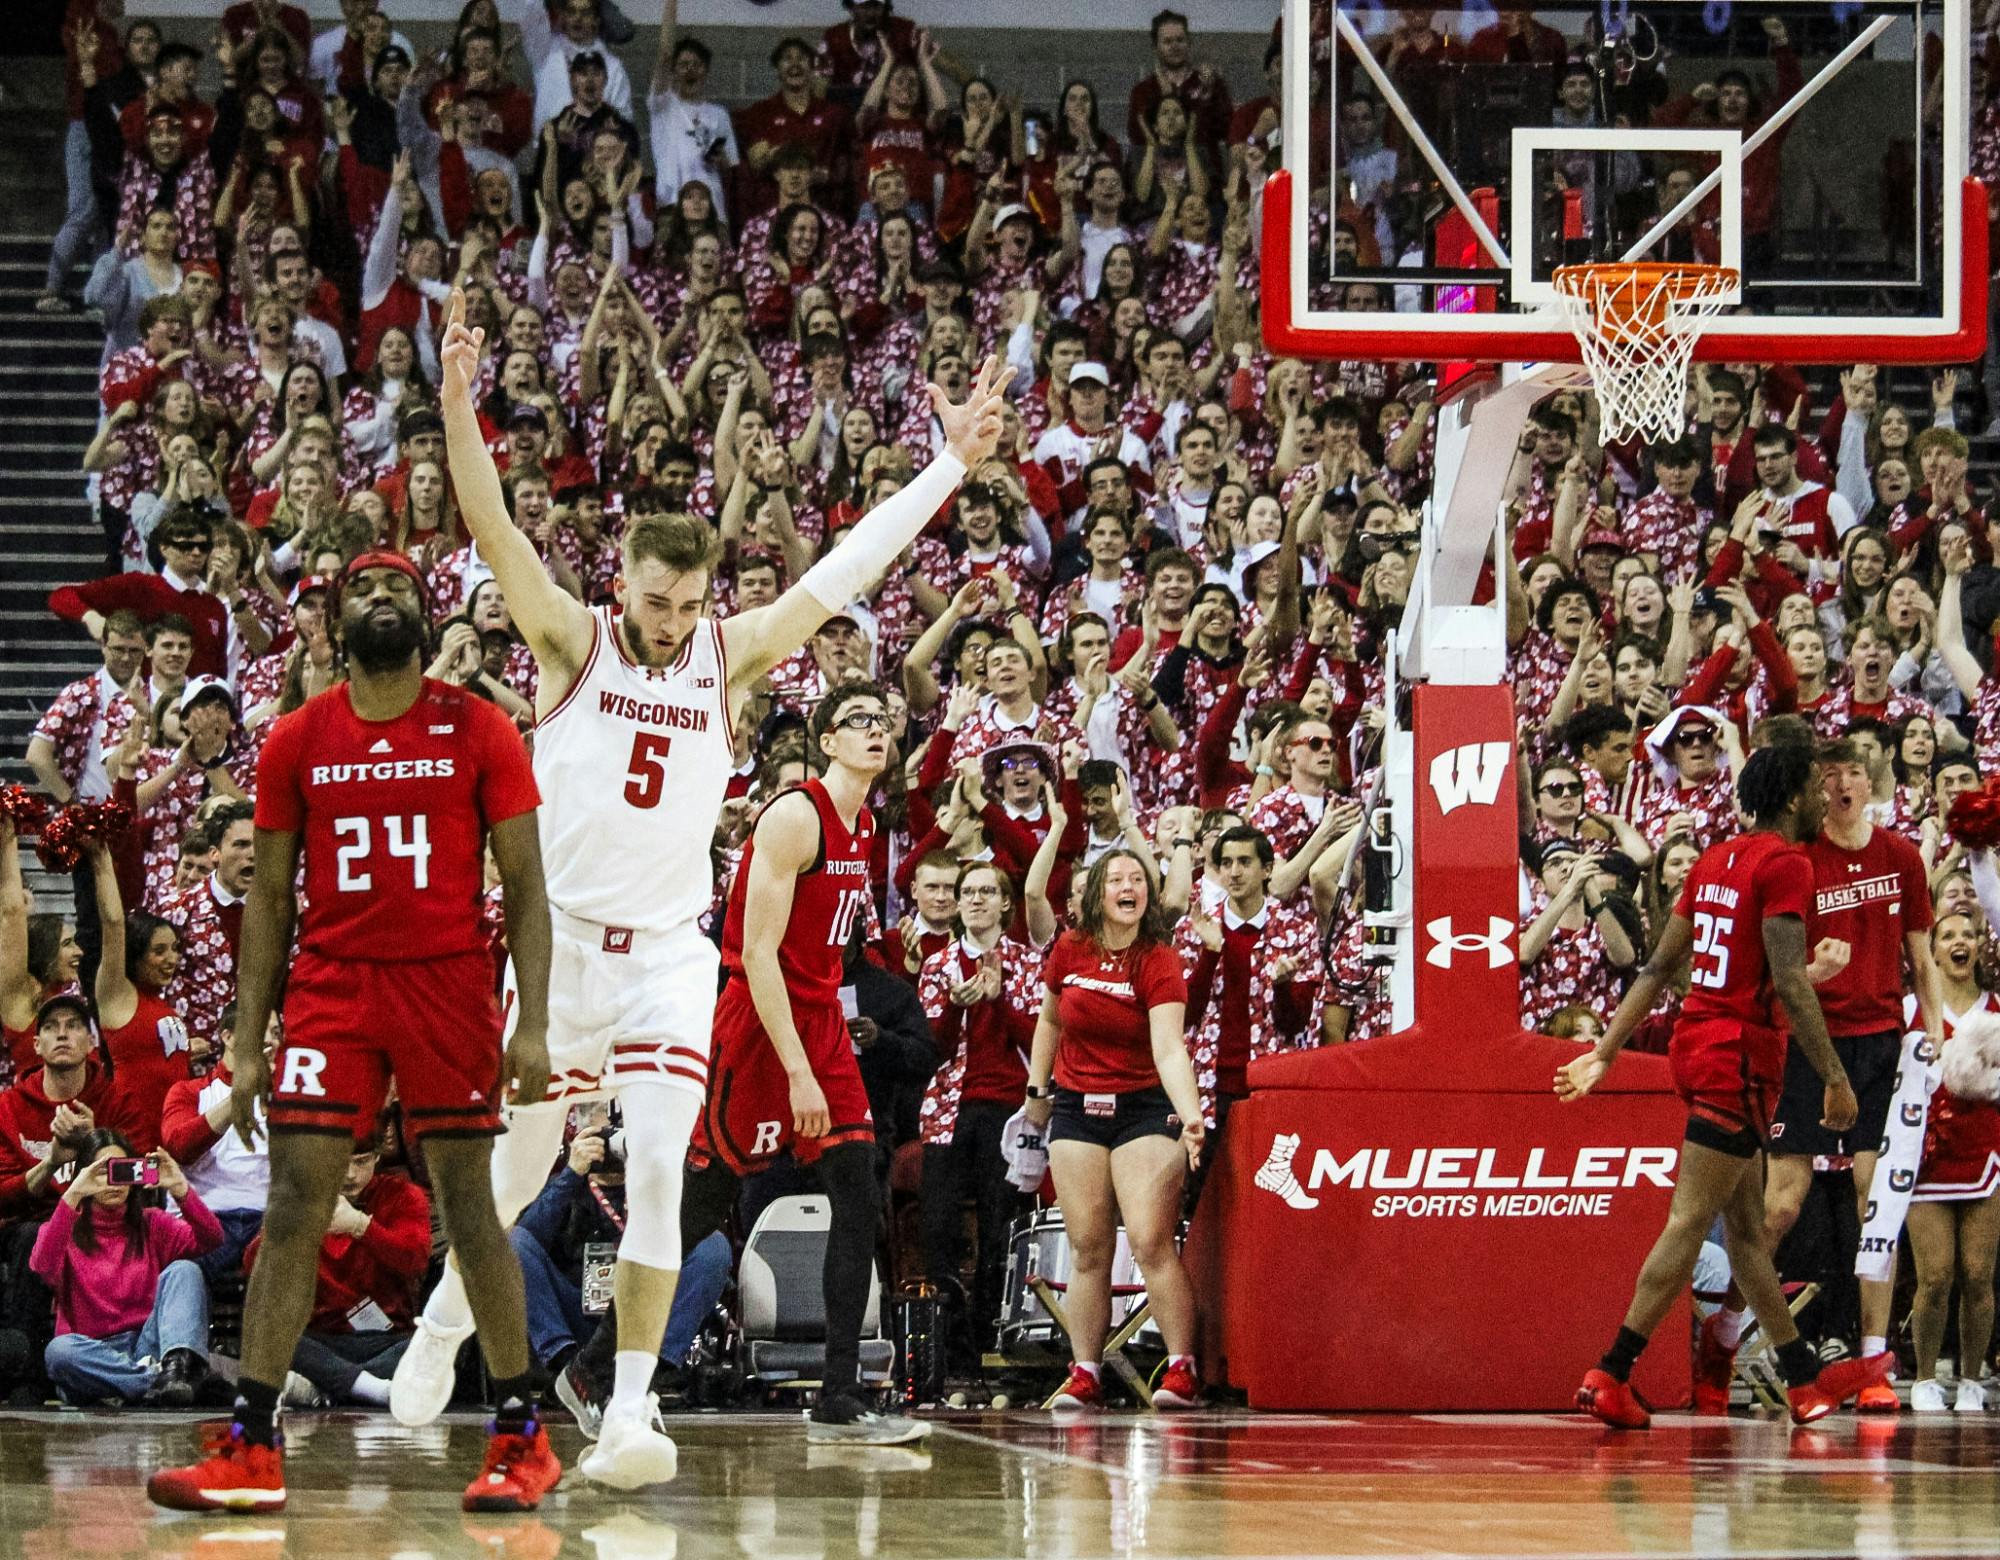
[1557,741,1894,1427]
[395,290,1007,1485]
[148,553,558,1514]
[676,682,925,1443]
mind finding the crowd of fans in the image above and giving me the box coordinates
[3,0,1999,1408]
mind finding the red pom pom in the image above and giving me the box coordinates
[0,785,48,833]
[33,800,135,873]
[1948,779,2000,850]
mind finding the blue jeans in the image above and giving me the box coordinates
[44,1260,210,1403]
[45,120,100,294]
[196,1208,266,1286]
[511,1226,729,1368]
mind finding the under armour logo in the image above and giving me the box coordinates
[1423,916,1513,970]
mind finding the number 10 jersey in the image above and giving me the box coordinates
[534,606,736,934]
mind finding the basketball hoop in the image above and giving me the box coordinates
[1549,262,1740,445]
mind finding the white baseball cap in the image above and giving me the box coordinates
[992,202,1033,229]
[1068,361,1111,388]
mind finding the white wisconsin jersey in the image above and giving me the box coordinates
[535,606,735,931]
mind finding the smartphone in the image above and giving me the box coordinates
[105,1157,159,1188]
[1024,119,1044,160]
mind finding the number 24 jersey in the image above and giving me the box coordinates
[1673,830,1815,1031]
[255,680,541,963]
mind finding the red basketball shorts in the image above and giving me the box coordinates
[690,979,873,1176]
[273,950,505,1142]
[1668,1016,1784,1143]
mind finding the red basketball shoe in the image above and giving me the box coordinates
[1048,1366,1103,1412]
[463,1420,563,1513]
[1152,1360,1201,1410]
[1692,1312,1738,1415]
[147,1424,286,1513]
[1577,1368,1651,1429]
[1788,1352,1894,1425]
[1856,1380,1900,1414]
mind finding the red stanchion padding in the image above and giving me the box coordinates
[1188,1024,1691,1412]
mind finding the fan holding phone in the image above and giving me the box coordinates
[30,1131,222,1406]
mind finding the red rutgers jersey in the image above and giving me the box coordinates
[721,779,875,1010]
[255,681,540,963]
[1673,830,1816,1031]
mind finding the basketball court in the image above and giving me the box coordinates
[16,1407,2000,1557]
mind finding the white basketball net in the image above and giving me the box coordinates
[1549,264,1741,446]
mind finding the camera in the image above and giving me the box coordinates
[105,1157,159,1188]
[1357,529,1421,562]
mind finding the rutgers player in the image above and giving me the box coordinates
[395,291,1007,1485]
[1557,741,1894,1427]
[1726,738,1939,1412]
[678,682,926,1444]
[149,552,558,1514]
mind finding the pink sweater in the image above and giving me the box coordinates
[29,1190,224,1338]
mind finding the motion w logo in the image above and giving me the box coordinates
[1428,742,1510,815]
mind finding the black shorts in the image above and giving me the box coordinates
[1768,1029,1901,1160]
[1047,1085,1185,1151]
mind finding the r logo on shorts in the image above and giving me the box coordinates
[750,1120,782,1157]
[280,1048,329,1098]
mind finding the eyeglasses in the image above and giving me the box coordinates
[998,755,1040,772]
[1540,781,1583,797]
[1292,735,1333,752]
[835,711,891,733]
[958,885,1004,899]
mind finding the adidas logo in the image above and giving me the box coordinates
[370,739,392,754]
[1254,1131,1319,1210]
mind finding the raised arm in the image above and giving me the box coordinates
[89,844,138,1031]
[438,288,593,683]
[720,357,1013,686]
[1937,537,1986,701]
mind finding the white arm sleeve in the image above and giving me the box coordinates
[801,449,967,611]
[1835,407,1871,524]
[525,228,551,311]
[362,183,404,310]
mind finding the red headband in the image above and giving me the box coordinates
[336,550,431,616]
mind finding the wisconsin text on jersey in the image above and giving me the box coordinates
[597,690,713,732]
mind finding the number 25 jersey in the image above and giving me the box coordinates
[721,778,874,1012]
[1673,830,1816,1031]
[255,680,541,963]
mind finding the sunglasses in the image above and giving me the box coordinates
[997,755,1041,772]
[164,536,212,552]
[834,711,890,733]
[1540,780,1583,797]
[1292,735,1333,752]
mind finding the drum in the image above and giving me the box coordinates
[998,1209,1148,1351]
